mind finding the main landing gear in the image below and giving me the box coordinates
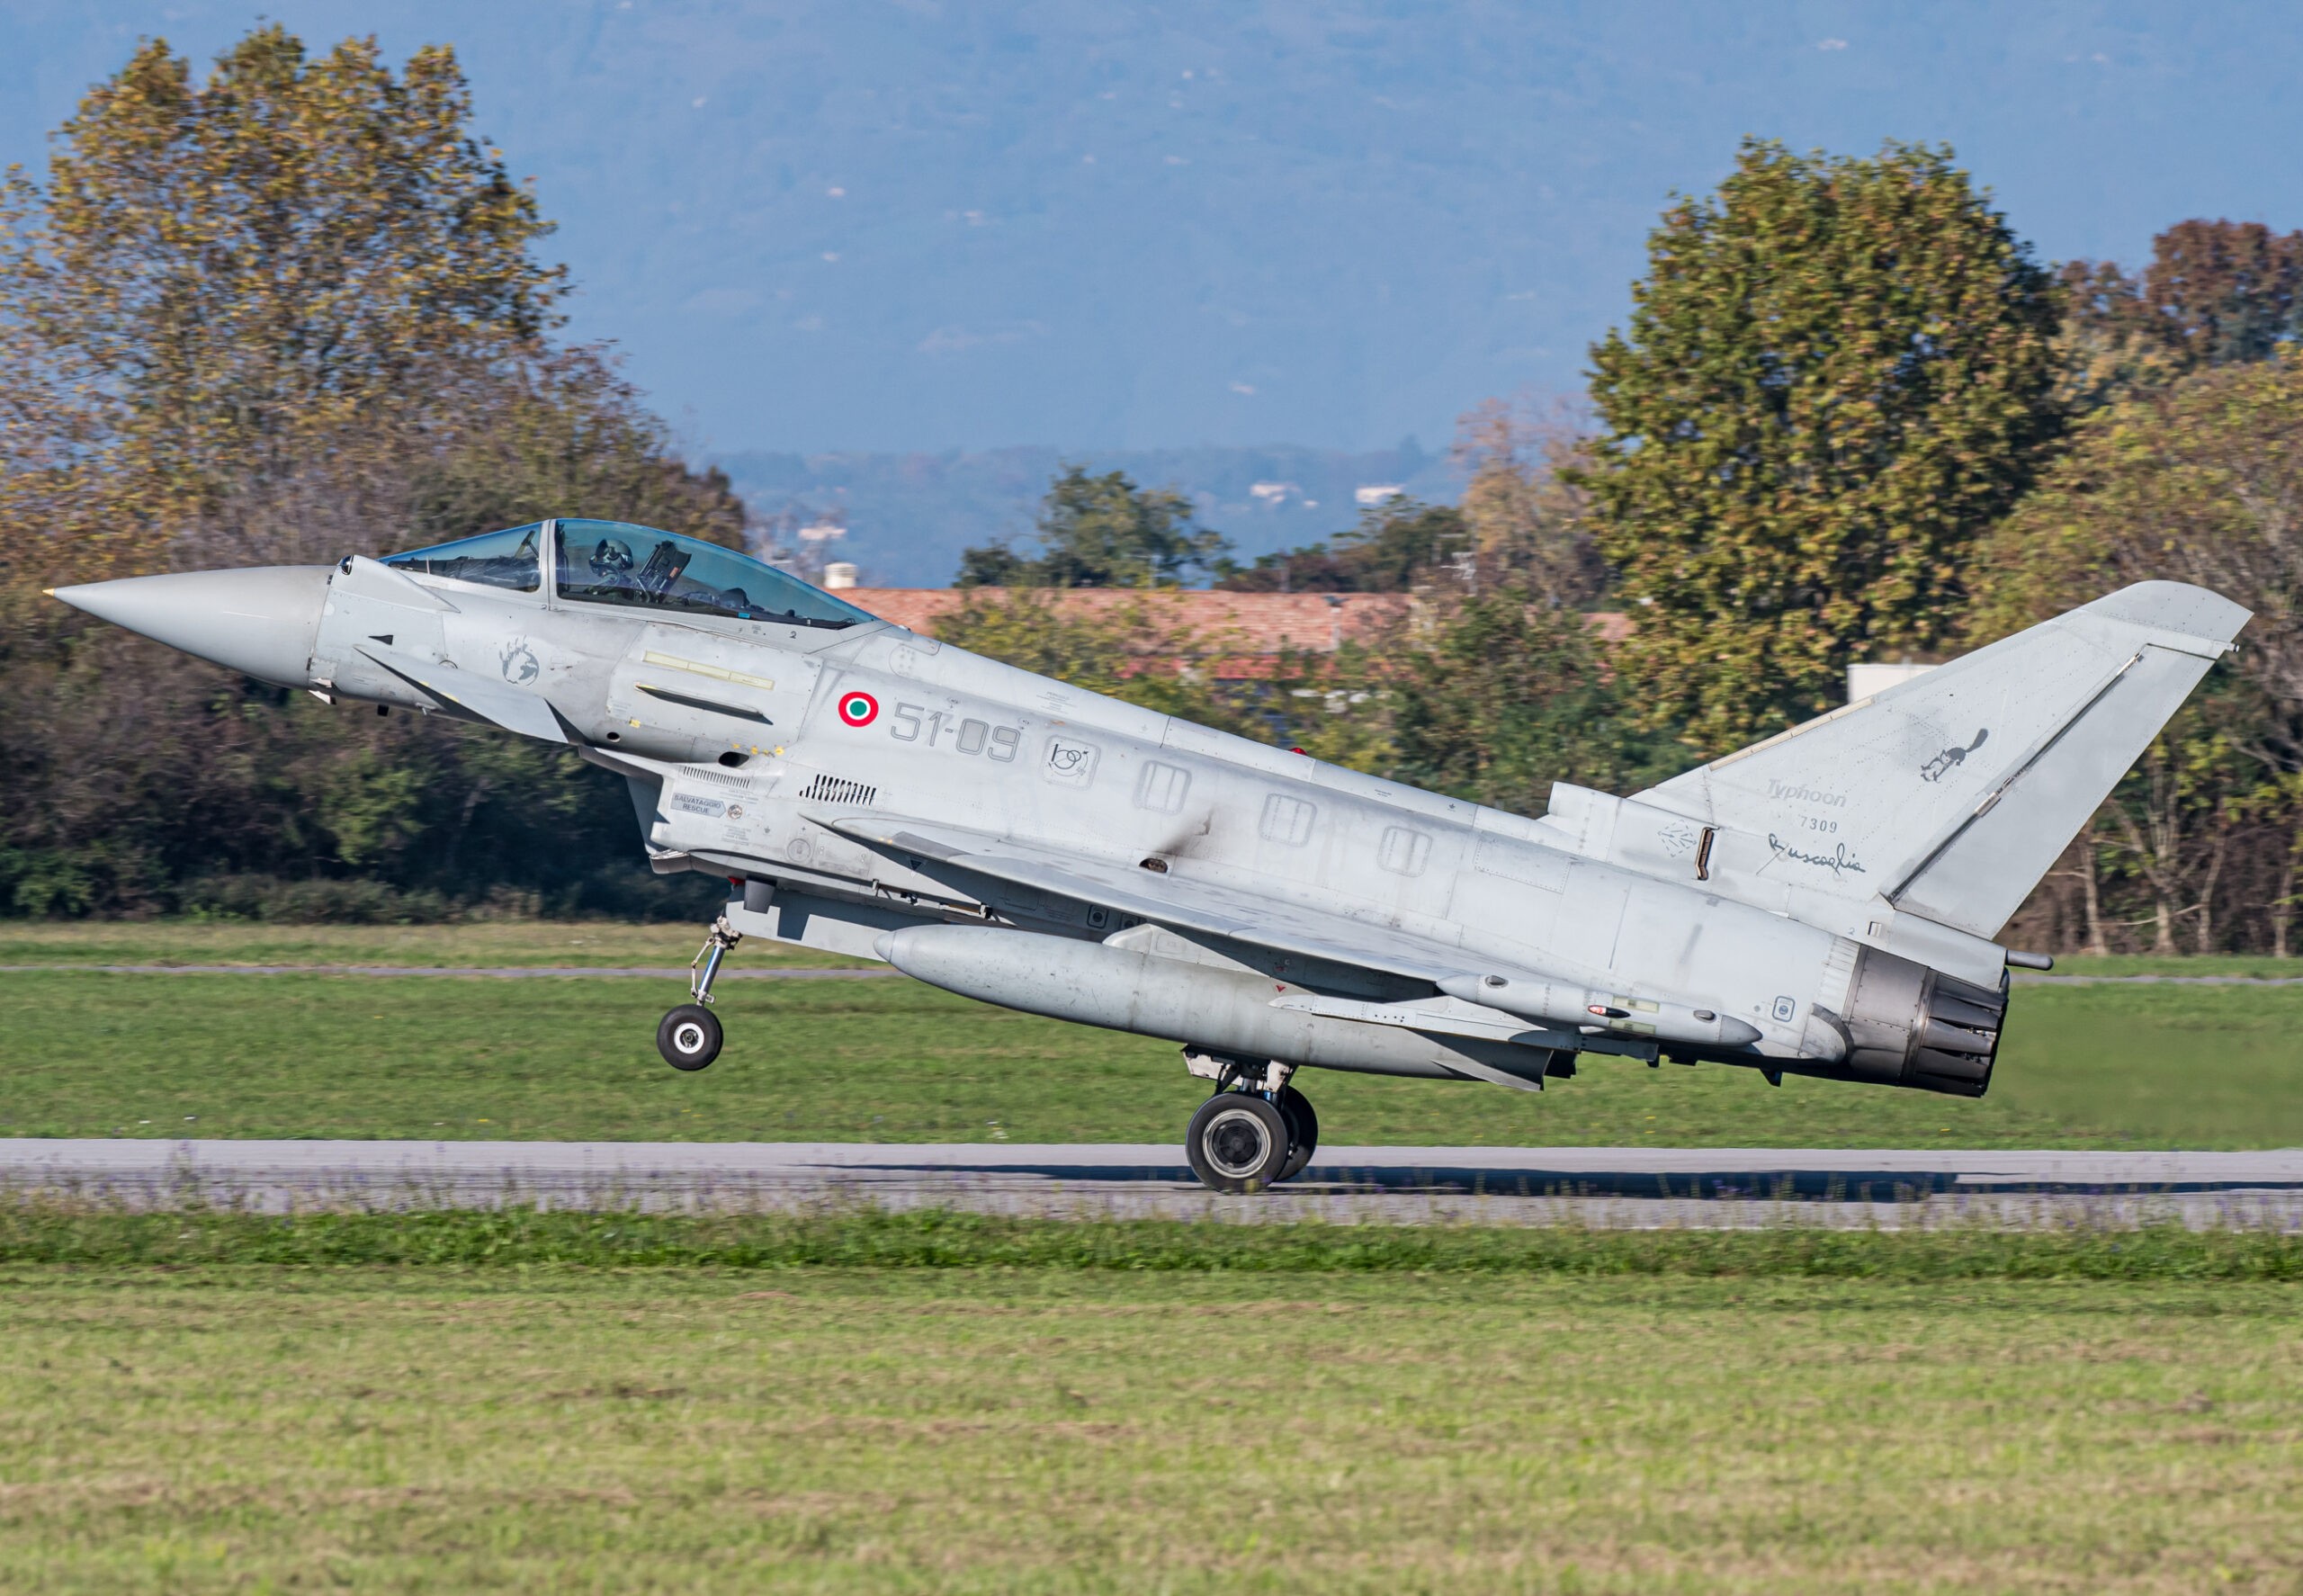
[1181,1051,1320,1194]
[658,914,739,1071]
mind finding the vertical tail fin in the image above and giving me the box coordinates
[1633,581,2249,939]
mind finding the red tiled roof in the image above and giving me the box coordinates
[842,588,1411,654]
[847,587,1631,653]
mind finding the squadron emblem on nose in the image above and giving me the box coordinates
[499,642,540,686]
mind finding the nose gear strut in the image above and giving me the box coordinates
[657,914,742,1071]
[690,915,741,1007]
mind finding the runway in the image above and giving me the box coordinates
[4,1139,2299,1228]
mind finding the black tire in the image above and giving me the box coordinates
[1276,1085,1320,1182]
[656,1004,722,1071]
[1185,1091,1290,1194]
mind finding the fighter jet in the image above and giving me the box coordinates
[51,520,2248,1191]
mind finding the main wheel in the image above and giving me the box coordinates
[656,1004,722,1071]
[1275,1085,1320,1182]
[1186,1091,1290,1194]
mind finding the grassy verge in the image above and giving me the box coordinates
[2038,953,2303,979]
[14,920,2303,978]
[4,1206,2302,1279]
[1,1260,2297,1593]
[7,968,2303,1146]
[0,918,863,968]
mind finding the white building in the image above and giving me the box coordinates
[1848,661,1936,702]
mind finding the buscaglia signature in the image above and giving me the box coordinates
[1768,833,1868,878]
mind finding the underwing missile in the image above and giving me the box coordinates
[1432,973,1763,1049]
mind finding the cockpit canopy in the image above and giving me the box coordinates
[381,518,871,630]
[382,522,544,591]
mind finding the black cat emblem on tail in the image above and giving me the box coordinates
[1920,728,1989,783]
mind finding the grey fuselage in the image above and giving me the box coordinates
[91,522,2230,1100]
[308,548,1868,1083]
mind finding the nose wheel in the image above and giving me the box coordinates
[657,914,740,1071]
[657,1004,722,1071]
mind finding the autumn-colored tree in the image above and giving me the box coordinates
[1969,361,2303,749]
[2065,220,2303,370]
[0,26,740,919]
[1450,399,1607,605]
[0,26,564,579]
[1581,139,2065,749]
[1970,359,2303,954]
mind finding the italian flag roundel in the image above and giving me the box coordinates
[837,689,879,727]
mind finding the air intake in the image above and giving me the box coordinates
[796,773,878,807]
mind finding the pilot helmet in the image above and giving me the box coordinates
[590,539,635,577]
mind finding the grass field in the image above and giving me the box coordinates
[4,921,2302,1147]
[0,1233,2296,1593]
[9,968,2303,1148]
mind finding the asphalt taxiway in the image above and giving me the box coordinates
[3,1139,2298,1229]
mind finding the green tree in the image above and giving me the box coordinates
[1581,139,2065,749]
[957,466,1228,588]
[1387,591,1683,815]
[1214,498,1466,592]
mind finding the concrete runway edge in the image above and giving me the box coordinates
[4,1140,2299,1229]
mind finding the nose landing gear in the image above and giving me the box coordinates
[657,914,740,1071]
[1181,1050,1320,1194]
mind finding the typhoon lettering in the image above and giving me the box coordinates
[1766,779,1848,808]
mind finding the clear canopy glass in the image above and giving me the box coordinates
[381,523,543,592]
[552,519,870,629]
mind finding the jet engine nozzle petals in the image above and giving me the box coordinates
[50,565,332,687]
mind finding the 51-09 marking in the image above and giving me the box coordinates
[888,702,1021,761]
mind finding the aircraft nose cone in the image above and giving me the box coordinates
[49,565,332,687]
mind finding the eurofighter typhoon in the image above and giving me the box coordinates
[51,521,2247,1190]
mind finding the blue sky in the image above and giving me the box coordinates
[5,2,2299,456]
